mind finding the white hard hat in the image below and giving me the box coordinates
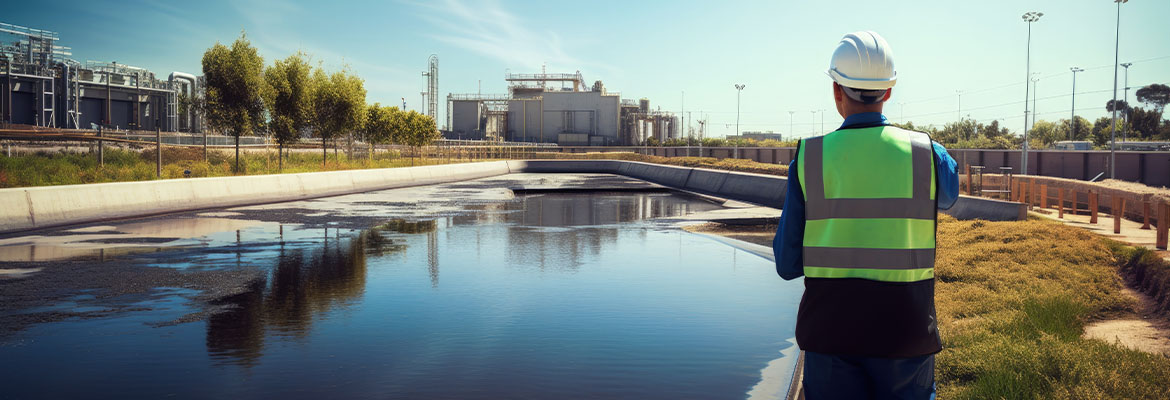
[827,31,897,91]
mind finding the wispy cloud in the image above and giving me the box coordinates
[409,0,586,71]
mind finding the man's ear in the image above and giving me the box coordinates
[833,82,843,103]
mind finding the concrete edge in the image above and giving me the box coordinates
[942,195,1029,222]
[518,160,1023,221]
[1,159,1027,235]
[0,161,513,235]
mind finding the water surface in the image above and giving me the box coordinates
[0,189,800,399]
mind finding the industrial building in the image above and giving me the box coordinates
[730,131,784,141]
[0,22,202,132]
[447,71,676,146]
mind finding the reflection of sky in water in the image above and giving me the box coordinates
[0,193,801,399]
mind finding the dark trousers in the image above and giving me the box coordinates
[802,351,935,400]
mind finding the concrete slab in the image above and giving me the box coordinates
[684,168,730,194]
[942,195,1027,221]
[716,172,787,209]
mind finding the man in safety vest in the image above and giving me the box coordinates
[773,31,959,399]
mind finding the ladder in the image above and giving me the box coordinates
[40,77,55,127]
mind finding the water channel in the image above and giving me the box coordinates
[0,175,801,399]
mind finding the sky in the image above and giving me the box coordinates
[6,0,1168,139]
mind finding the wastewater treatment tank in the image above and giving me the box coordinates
[0,174,803,399]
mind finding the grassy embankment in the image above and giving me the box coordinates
[0,147,471,188]
[540,151,790,176]
[0,148,788,188]
[933,215,1170,399]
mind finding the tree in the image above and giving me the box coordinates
[1090,116,1125,147]
[310,67,367,167]
[398,110,440,164]
[1105,99,1132,118]
[981,120,1011,139]
[1136,83,1170,118]
[201,31,266,173]
[360,104,400,159]
[263,52,314,171]
[1027,120,1062,147]
[1054,116,1092,142]
[1129,107,1162,140]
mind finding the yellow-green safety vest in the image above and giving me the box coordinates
[796,125,937,283]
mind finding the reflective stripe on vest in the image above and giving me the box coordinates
[798,126,937,283]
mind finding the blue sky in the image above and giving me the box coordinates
[7,0,1168,138]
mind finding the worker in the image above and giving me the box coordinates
[773,31,959,399]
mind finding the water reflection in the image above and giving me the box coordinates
[201,194,712,365]
[207,223,433,366]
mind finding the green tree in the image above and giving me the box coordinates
[1027,120,1062,148]
[262,52,314,171]
[1090,116,1125,147]
[1129,107,1162,139]
[201,31,266,173]
[1105,99,1132,120]
[398,110,440,164]
[1053,116,1092,142]
[310,66,367,167]
[980,120,1011,139]
[360,104,401,159]
[1135,83,1169,118]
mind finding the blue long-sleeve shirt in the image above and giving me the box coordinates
[774,112,959,280]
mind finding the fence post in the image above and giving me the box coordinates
[1070,190,1078,215]
[1090,191,1099,224]
[1113,197,1123,234]
[1033,180,1040,207]
[1142,201,1152,230]
[98,125,105,167]
[156,127,162,178]
[965,164,972,195]
[1158,202,1168,250]
[1040,184,1048,208]
[1058,188,1065,219]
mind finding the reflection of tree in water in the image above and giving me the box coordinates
[206,220,434,366]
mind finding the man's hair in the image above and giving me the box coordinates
[840,85,888,105]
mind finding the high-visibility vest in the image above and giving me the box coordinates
[796,125,937,283]
[793,124,942,358]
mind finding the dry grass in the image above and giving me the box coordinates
[0,147,453,188]
[935,215,1170,399]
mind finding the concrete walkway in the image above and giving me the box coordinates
[1030,207,1167,259]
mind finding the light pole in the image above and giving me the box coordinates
[956,90,962,121]
[1120,62,1132,141]
[898,102,905,123]
[734,84,745,159]
[1109,0,1127,178]
[819,109,825,135]
[1021,11,1042,175]
[1030,74,1040,131]
[788,111,795,139]
[810,110,817,136]
[1070,67,1083,141]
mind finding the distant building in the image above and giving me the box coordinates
[1053,141,1092,151]
[447,71,675,146]
[729,131,783,141]
[1108,141,1170,151]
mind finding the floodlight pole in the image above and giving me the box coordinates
[1021,11,1042,175]
[1109,0,1127,178]
[1070,67,1083,141]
